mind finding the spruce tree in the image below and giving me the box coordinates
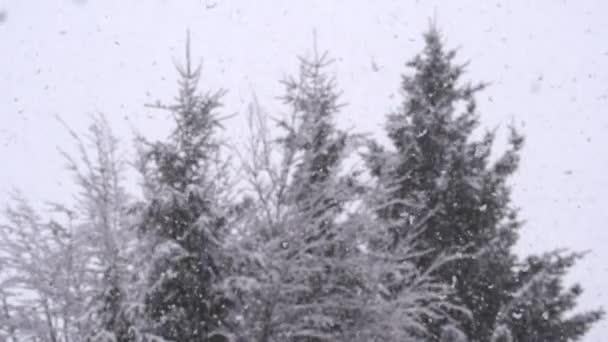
[135,35,233,342]
[223,47,463,342]
[0,115,139,342]
[370,25,603,341]
[224,48,358,342]
[503,251,603,342]
[58,114,137,342]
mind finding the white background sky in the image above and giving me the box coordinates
[0,0,607,340]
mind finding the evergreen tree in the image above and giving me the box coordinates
[0,115,141,342]
[58,114,136,341]
[222,48,463,342]
[500,251,603,342]
[370,25,603,341]
[223,48,358,342]
[135,35,233,342]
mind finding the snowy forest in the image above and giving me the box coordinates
[0,24,604,342]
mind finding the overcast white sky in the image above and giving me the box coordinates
[1,0,607,340]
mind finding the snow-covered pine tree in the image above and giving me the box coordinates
[498,251,603,342]
[369,24,603,341]
[339,167,468,342]
[0,114,140,342]
[134,34,234,342]
[222,48,357,342]
[222,48,463,342]
[58,114,136,341]
[365,24,511,340]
